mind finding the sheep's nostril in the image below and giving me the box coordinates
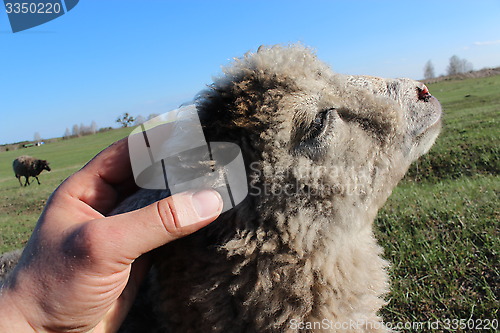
[418,85,431,102]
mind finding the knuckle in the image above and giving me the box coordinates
[156,198,184,236]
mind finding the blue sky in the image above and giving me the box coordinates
[1,0,499,144]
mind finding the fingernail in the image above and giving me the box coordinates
[191,189,223,219]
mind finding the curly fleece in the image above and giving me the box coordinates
[114,44,442,333]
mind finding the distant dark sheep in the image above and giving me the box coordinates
[12,155,51,186]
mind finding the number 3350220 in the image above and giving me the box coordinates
[5,2,62,14]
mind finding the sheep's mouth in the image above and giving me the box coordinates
[421,113,442,141]
[414,97,442,138]
[427,98,442,129]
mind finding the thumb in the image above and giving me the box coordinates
[96,189,223,262]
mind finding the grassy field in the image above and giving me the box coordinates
[0,127,133,253]
[0,75,498,331]
[375,75,499,329]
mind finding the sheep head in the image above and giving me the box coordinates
[198,45,441,233]
[39,160,51,172]
[131,45,443,332]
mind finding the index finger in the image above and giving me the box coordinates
[80,137,133,185]
[58,138,136,214]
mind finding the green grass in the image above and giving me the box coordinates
[375,75,499,329]
[0,127,133,252]
[0,75,498,330]
[376,177,498,326]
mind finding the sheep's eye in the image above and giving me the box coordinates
[417,85,431,102]
[308,109,332,138]
[292,108,334,160]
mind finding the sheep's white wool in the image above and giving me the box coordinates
[113,45,441,332]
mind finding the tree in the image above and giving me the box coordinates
[116,113,136,128]
[80,122,89,135]
[423,60,435,79]
[72,124,80,137]
[447,55,473,76]
[134,115,146,126]
[147,113,160,121]
[90,121,98,134]
[64,128,71,139]
[34,132,41,142]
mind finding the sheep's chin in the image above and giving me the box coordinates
[410,119,441,161]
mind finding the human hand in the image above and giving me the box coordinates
[0,139,223,333]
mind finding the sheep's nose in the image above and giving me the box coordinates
[418,85,432,101]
